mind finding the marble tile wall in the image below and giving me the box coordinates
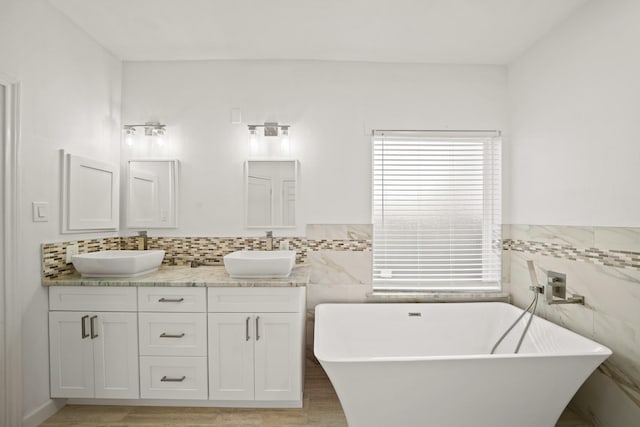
[305,224,373,307]
[504,225,640,425]
[302,224,373,363]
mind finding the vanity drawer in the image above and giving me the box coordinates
[139,356,207,400]
[138,287,206,312]
[49,286,137,311]
[208,287,305,313]
[139,313,207,357]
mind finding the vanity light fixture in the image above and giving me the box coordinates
[247,122,290,137]
[247,122,292,156]
[123,121,167,145]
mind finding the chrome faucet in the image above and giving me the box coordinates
[545,273,585,305]
[526,261,584,305]
[137,230,148,250]
[265,231,273,250]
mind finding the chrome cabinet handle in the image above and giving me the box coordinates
[81,315,89,339]
[161,375,186,382]
[158,297,184,303]
[90,315,98,339]
[245,316,250,341]
[160,332,185,338]
[255,316,260,341]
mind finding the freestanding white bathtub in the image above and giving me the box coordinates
[314,302,611,427]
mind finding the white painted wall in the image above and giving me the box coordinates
[0,0,122,422]
[508,0,640,227]
[508,1,640,424]
[122,60,508,236]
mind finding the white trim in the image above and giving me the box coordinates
[371,129,501,138]
[244,160,298,230]
[61,150,119,233]
[22,399,66,427]
[371,132,502,291]
[0,73,22,427]
[125,159,179,229]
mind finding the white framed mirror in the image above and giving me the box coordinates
[246,160,297,228]
[127,159,179,229]
[61,150,119,233]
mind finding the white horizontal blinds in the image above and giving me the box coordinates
[372,131,501,291]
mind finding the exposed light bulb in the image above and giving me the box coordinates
[249,127,258,153]
[280,127,290,155]
[153,128,166,146]
[124,128,135,146]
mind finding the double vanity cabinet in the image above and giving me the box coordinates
[47,268,307,408]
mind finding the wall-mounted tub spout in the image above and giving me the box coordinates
[545,271,585,304]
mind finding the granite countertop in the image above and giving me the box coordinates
[42,265,310,287]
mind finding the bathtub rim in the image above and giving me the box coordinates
[313,301,612,363]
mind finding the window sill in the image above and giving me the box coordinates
[366,291,510,303]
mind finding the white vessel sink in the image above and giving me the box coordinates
[223,250,296,278]
[71,250,165,278]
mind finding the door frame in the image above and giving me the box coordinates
[1,72,22,427]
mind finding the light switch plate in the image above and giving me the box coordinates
[32,201,49,222]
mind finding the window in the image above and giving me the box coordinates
[372,130,501,292]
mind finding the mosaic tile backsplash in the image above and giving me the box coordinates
[503,239,640,270]
[42,233,371,279]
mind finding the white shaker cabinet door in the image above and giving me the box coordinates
[254,313,302,401]
[49,311,94,398]
[93,312,140,398]
[208,313,254,400]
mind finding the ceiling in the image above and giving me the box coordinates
[48,0,588,64]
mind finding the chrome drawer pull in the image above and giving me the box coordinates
[245,316,250,341]
[160,332,185,338]
[81,315,89,339]
[255,316,260,341]
[158,297,184,303]
[90,315,98,339]
[160,375,186,382]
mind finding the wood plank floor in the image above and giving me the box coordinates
[41,359,591,426]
